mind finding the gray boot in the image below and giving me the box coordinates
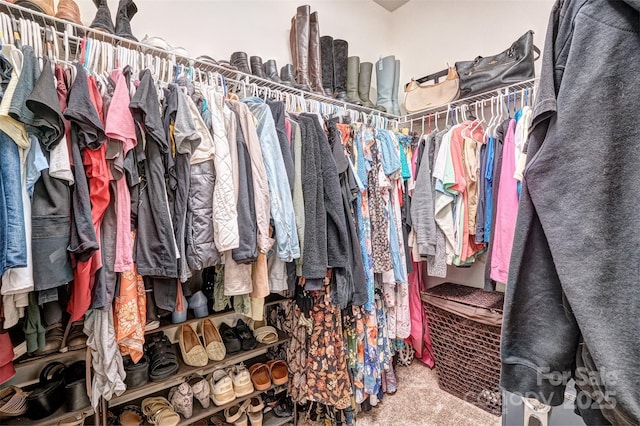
[391,59,401,115]
[359,62,385,111]
[375,55,396,114]
[346,56,362,105]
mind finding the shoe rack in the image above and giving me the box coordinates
[7,297,293,426]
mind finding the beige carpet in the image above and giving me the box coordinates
[357,361,501,426]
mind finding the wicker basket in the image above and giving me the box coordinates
[421,283,504,416]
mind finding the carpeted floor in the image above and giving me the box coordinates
[356,361,501,426]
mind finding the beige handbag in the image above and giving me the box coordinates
[404,67,460,113]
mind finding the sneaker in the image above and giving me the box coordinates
[226,364,254,398]
[209,369,236,406]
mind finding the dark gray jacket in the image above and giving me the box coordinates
[501,1,640,424]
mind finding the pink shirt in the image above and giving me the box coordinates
[106,69,136,272]
[490,119,518,283]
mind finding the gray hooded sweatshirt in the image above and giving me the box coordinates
[501,1,640,425]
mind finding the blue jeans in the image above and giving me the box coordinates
[0,130,27,273]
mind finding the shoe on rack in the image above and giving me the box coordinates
[266,360,288,386]
[55,0,82,25]
[230,52,251,75]
[331,39,349,102]
[33,322,64,356]
[224,399,251,426]
[308,10,324,94]
[250,56,267,79]
[248,363,271,391]
[280,64,304,90]
[375,55,397,115]
[273,396,293,418]
[247,397,264,426]
[187,374,210,409]
[65,320,87,351]
[115,0,138,41]
[178,324,208,367]
[346,56,363,105]
[188,290,209,319]
[320,35,334,97]
[226,364,254,398]
[209,369,236,406]
[289,5,311,92]
[145,331,179,382]
[168,382,194,419]
[263,60,283,84]
[199,318,226,361]
[141,397,180,426]
[0,386,28,418]
[14,0,54,16]
[219,322,242,355]
[210,414,233,426]
[89,0,115,34]
[118,405,143,426]
[235,319,257,351]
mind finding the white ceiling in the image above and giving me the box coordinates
[372,0,411,12]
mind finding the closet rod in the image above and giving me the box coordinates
[0,0,402,122]
[401,78,539,124]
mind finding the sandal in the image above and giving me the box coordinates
[266,360,288,386]
[253,326,278,344]
[247,396,264,426]
[0,386,28,419]
[119,405,143,426]
[248,364,271,391]
[145,332,179,382]
[142,397,180,426]
[187,374,210,409]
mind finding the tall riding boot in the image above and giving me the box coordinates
[114,0,137,41]
[332,39,348,101]
[391,59,401,115]
[346,56,363,105]
[230,52,251,75]
[289,5,311,92]
[90,0,114,34]
[250,56,267,79]
[308,11,324,94]
[320,36,334,97]
[375,55,396,114]
[358,62,378,109]
[264,60,283,83]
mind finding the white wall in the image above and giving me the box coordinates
[68,0,393,73]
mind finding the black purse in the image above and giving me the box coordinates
[25,361,67,419]
[455,30,540,98]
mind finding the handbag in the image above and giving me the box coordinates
[455,30,540,98]
[404,67,460,113]
[25,361,67,419]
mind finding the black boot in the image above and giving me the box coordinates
[320,36,334,97]
[264,60,283,83]
[230,52,251,75]
[90,0,114,34]
[280,64,305,90]
[333,39,349,101]
[250,56,266,79]
[114,0,137,41]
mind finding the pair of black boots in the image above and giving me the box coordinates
[90,0,137,41]
[230,52,304,90]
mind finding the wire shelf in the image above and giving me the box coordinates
[401,78,539,124]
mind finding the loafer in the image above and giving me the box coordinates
[219,323,242,355]
[178,324,208,367]
[199,319,226,361]
[235,320,257,351]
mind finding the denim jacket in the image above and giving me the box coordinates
[241,97,300,262]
